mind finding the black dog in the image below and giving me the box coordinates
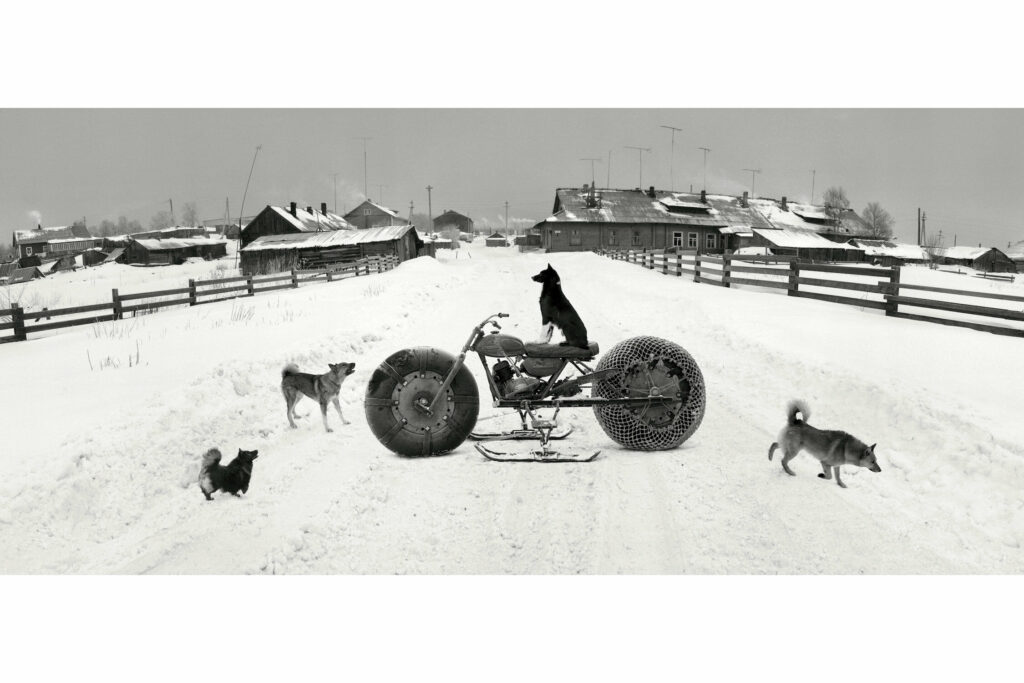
[198,448,258,501]
[531,263,589,348]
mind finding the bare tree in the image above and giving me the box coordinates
[150,210,174,230]
[821,187,850,229]
[181,202,200,227]
[862,202,894,239]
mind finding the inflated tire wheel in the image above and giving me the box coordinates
[592,336,705,450]
[365,347,479,457]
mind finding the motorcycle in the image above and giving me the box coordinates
[364,313,706,461]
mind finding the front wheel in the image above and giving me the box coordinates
[592,336,705,450]
[364,347,479,456]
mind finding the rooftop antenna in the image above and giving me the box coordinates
[660,125,683,191]
[743,168,761,199]
[355,137,372,198]
[607,149,612,188]
[329,172,340,214]
[579,157,602,187]
[377,184,387,205]
[698,147,711,193]
[810,169,816,204]
[235,144,261,267]
[625,146,652,189]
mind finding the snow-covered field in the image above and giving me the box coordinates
[1,241,1022,574]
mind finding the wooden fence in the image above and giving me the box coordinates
[0,255,399,344]
[601,249,1024,338]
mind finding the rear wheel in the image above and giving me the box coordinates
[592,336,705,450]
[364,347,479,456]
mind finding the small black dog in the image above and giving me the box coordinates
[532,263,589,348]
[198,448,258,501]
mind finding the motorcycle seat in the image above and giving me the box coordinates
[523,341,599,359]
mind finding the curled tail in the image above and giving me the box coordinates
[199,447,222,474]
[282,363,300,378]
[787,400,810,426]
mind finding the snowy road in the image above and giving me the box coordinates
[1,243,1021,573]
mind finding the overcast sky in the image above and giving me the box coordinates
[2,108,1022,249]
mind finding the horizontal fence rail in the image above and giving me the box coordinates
[0,255,400,344]
[598,248,1023,338]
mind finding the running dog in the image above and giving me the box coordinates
[531,263,589,348]
[768,400,881,488]
[198,447,258,501]
[281,362,356,432]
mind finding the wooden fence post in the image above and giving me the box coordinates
[247,276,255,296]
[11,303,26,341]
[662,253,668,275]
[112,289,123,320]
[675,253,682,277]
[885,265,901,316]
[326,267,334,283]
[188,279,197,306]
[693,253,701,283]
[723,253,732,288]
[788,261,800,297]
[291,269,299,288]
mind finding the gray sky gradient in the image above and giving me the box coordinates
[2,109,1022,249]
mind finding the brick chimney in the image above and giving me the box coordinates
[700,190,707,204]
[306,206,313,215]
[780,196,788,211]
[321,202,328,215]
[289,202,297,217]
[647,186,656,198]
[741,191,749,208]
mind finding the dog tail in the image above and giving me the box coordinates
[787,399,810,425]
[199,447,222,474]
[282,363,300,378]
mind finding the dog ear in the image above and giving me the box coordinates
[869,443,876,453]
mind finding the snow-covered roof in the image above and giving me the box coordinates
[133,238,227,251]
[850,239,930,260]
[268,206,356,232]
[751,199,872,237]
[14,224,93,244]
[935,246,993,261]
[753,227,862,250]
[241,225,417,251]
[1006,240,1024,260]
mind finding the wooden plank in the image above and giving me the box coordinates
[0,335,22,344]
[22,301,114,317]
[697,275,728,287]
[252,274,294,284]
[727,254,798,263]
[0,308,14,317]
[796,277,886,293]
[726,276,790,290]
[895,282,1024,303]
[889,312,1024,337]
[196,284,249,297]
[24,314,117,333]
[122,298,191,313]
[797,263,889,277]
[886,295,1024,321]
[796,290,888,310]
[677,267,697,277]
[728,263,790,276]
[253,283,295,294]
[119,287,191,301]
[0,322,15,331]
[195,275,249,286]
[700,256,726,265]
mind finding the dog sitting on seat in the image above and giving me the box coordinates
[531,263,589,349]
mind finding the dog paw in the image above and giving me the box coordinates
[325,428,334,433]
[817,473,826,479]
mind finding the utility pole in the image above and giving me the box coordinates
[660,125,683,191]
[625,146,652,189]
[236,144,262,267]
[698,147,711,192]
[743,168,761,199]
[329,173,340,214]
[169,199,174,226]
[355,137,371,198]
[810,170,816,204]
[579,157,602,187]
[607,150,612,188]
[504,201,509,233]
[426,185,433,233]
[377,185,386,204]
[922,211,927,245]
[917,208,921,244]
[224,197,230,234]
[409,200,414,223]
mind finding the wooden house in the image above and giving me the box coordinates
[343,200,411,231]
[240,225,424,275]
[81,248,110,267]
[848,239,930,267]
[241,203,356,248]
[752,197,873,243]
[12,224,100,259]
[433,210,474,234]
[749,227,864,262]
[485,232,508,247]
[932,246,1017,273]
[1005,241,1024,273]
[122,238,228,266]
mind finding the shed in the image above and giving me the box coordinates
[0,262,17,284]
[241,203,356,248]
[751,227,864,262]
[932,246,1016,273]
[1003,241,1024,273]
[82,248,110,267]
[240,224,424,275]
[485,232,508,247]
[7,266,46,284]
[123,238,228,266]
[849,239,930,266]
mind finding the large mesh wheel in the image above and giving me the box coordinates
[593,336,705,450]
[365,347,479,456]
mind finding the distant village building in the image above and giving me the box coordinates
[932,246,1016,273]
[1006,240,1024,273]
[241,203,356,248]
[751,197,872,243]
[12,224,100,259]
[122,238,228,266]
[343,200,410,231]
[240,225,424,276]
[485,232,508,247]
[7,266,46,284]
[848,239,930,266]
[433,210,473,234]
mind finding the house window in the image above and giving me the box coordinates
[608,229,617,246]
[632,231,642,246]
[26,246,33,256]
[687,233,697,249]
[673,231,683,248]
[570,230,582,246]
[363,208,372,215]
[705,233,717,250]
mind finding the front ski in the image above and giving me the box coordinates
[469,425,574,442]
[475,443,599,462]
